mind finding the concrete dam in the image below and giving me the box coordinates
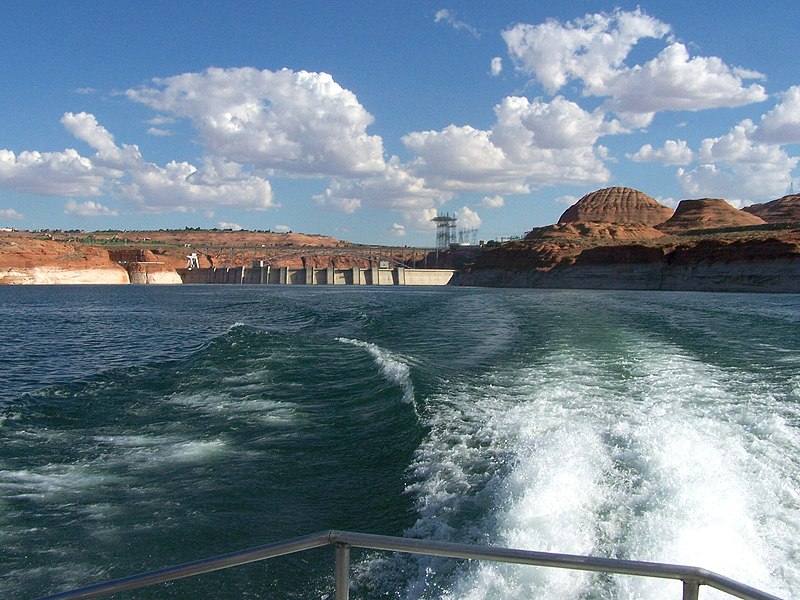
[178,264,455,286]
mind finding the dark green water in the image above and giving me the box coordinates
[1,286,798,599]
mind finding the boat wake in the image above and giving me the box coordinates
[337,337,417,407]
[379,331,799,599]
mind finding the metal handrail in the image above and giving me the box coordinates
[33,529,785,600]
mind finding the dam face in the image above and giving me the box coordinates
[178,266,455,286]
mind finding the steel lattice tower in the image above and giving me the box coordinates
[432,213,457,248]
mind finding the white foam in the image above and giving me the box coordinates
[169,391,298,425]
[164,439,227,462]
[0,432,230,510]
[400,330,800,599]
[0,411,21,426]
[95,434,229,466]
[615,346,800,598]
[337,337,416,405]
[0,465,115,501]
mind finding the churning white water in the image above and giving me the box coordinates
[403,327,800,599]
[338,337,417,406]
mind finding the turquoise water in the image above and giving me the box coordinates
[1,286,798,599]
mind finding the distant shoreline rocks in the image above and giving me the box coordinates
[743,194,800,223]
[458,186,800,292]
[656,198,766,232]
[2,187,800,290]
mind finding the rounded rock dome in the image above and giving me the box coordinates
[558,186,674,226]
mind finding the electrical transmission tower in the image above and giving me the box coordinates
[459,228,478,245]
[432,213,457,248]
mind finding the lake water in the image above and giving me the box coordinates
[1,286,798,599]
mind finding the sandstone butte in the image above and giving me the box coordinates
[656,198,766,232]
[742,194,800,223]
[558,186,675,227]
[3,187,800,290]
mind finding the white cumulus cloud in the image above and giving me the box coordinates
[0,148,105,196]
[455,206,481,230]
[481,195,505,208]
[599,43,767,125]
[217,221,243,230]
[755,85,800,144]
[117,157,274,213]
[126,67,386,178]
[490,57,503,76]
[64,199,119,217]
[677,120,798,200]
[274,224,291,233]
[631,88,800,203]
[0,208,24,220]
[313,182,362,213]
[402,95,611,193]
[503,8,671,94]
[388,223,405,237]
[628,139,694,164]
[0,112,276,214]
[315,156,451,214]
[503,9,766,126]
[401,207,439,232]
[61,112,143,170]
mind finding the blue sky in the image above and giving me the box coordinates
[1,1,799,245]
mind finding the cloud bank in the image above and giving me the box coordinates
[0,112,275,213]
[502,8,767,126]
[64,199,118,217]
[631,86,800,200]
[126,67,386,178]
[402,95,613,192]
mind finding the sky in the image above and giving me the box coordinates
[1,1,799,246]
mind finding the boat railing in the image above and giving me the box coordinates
[34,529,784,600]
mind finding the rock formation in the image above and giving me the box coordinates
[0,229,427,285]
[457,187,800,292]
[0,237,130,284]
[0,267,130,285]
[107,248,183,283]
[742,194,800,223]
[656,198,766,232]
[558,186,674,226]
[527,222,665,242]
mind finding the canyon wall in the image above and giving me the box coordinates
[456,239,800,293]
[0,266,131,285]
[456,260,800,292]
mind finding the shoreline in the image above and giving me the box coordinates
[454,258,800,293]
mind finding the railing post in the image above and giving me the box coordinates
[683,580,700,600]
[335,543,350,600]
